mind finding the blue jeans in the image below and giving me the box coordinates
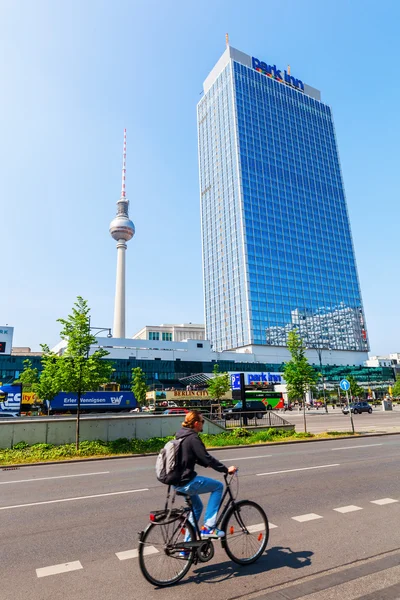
[175,475,223,530]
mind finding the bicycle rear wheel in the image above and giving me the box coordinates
[221,500,269,565]
[138,519,195,587]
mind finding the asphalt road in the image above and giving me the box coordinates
[284,408,400,434]
[1,434,400,599]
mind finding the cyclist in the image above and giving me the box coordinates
[174,410,237,538]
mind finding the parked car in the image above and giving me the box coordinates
[0,411,20,418]
[342,402,372,415]
[163,408,189,415]
[224,400,267,420]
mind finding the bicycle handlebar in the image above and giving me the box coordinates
[224,468,239,482]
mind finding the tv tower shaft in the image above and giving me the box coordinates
[109,129,135,338]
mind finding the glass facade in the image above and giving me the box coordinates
[198,52,368,354]
[0,355,392,391]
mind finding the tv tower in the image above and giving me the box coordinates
[109,129,135,338]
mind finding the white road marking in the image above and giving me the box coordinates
[0,471,110,485]
[116,546,158,560]
[371,498,399,505]
[292,513,323,522]
[36,561,83,578]
[332,444,383,451]
[0,488,149,511]
[257,464,340,476]
[220,455,272,462]
[334,505,363,513]
[246,522,277,532]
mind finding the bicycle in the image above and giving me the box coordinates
[138,472,269,587]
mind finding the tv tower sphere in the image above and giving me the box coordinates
[110,129,135,339]
[109,212,135,242]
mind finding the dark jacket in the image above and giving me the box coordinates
[175,427,228,486]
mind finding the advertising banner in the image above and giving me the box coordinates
[229,372,284,390]
[0,385,21,412]
[48,391,136,410]
[146,390,232,402]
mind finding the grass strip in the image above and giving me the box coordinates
[0,429,359,466]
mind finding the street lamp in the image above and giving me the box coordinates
[90,327,112,338]
[315,347,331,414]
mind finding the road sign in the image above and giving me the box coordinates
[340,379,350,392]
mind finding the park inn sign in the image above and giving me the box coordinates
[230,372,283,390]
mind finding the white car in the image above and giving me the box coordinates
[0,411,20,418]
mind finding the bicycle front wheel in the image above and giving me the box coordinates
[221,500,269,565]
[138,519,195,587]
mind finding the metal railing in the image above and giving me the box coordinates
[206,410,292,429]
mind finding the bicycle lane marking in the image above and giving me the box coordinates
[247,523,277,531]
[116,546,159,560]
[0,488,149,510]
[36,561,83,578]
[256,464,340,476]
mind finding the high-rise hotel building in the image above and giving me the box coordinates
[197,46,368,363]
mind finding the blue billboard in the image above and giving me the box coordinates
[0,387,137,412]
[48,391,137,410]
[230,372,283,390]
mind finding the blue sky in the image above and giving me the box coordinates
[1,0,399,355]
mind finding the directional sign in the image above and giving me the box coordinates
[340,379,350,392]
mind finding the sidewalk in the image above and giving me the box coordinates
[244,549,400,600]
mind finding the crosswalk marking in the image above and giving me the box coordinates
[334,505,363,513]
[371,498,399,505]
[292,513,323,522]
[116,546,158,561]
[36,561,83,578]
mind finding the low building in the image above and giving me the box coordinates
[366,355,395,368]
[11,347,43,356]
[132,323,205,342]
[0,326,14,355]
[0,334,394,394]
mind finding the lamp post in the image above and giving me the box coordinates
[315,347,329,414]
[89,327,112,338]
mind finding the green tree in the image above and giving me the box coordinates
[207,364,231,403]
[57,297,113,449]
[14,359,39,392]
[346,374,364,400]
[36,346,62,414]
[283,330,318,432]
[392,375,400,398]
[131,367,148,407]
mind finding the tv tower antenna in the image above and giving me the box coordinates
[109,129,135,338]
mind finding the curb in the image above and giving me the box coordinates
[1,430,400,469]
